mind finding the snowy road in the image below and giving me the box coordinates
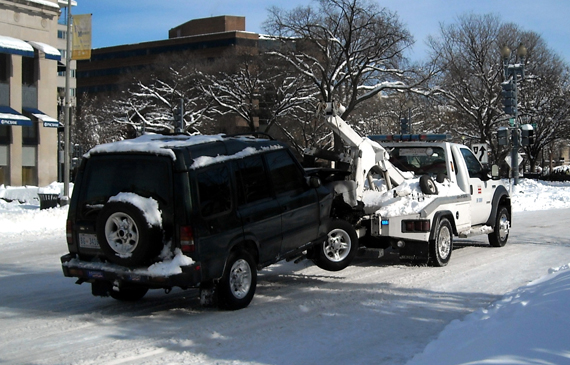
[1,208,570,365]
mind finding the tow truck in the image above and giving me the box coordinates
[305,102,511,266]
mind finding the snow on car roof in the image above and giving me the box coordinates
[84,133,225,160]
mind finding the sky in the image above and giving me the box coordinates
[73,0,570,64]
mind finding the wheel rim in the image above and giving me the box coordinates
[105,212,139,257]
[229,259,252,299]
[324,228,351,262]
[498,213,510,241]
[437,225,451,259]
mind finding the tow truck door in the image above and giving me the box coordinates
[458,147,494,225]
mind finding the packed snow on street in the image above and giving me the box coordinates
[1,179,570,365]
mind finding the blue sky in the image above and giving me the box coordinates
[74,0,570,64]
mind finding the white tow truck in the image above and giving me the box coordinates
[305,102,511,266]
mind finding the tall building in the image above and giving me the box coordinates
[0,0,67,187]
[77,15,259,95]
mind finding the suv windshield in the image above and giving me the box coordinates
[80,154,172,206]
[388,146,447,177]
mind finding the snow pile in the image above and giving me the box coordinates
[362,178,466,216]
[190,145,283,169]
[407,263,570,365]
[146,248,195,276]
[511,179,570,211]
[108,192,162,228]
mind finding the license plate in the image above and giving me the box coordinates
[79,233,100,249]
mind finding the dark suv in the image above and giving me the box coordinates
[61,133,358,310]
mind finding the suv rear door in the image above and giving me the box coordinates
[265,149,319,255]
[233,155,283,265]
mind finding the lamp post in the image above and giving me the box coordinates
[500,43,527,185]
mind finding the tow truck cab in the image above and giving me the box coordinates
[365,134,511,265]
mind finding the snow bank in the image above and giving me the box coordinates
[406,263,570,365]
[511,179,570,211]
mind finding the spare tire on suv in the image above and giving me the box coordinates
[96,201,163,267]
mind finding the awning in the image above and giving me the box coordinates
[0,35,34,57]
[0,106,33,127]
[23,107,60,128]
[27,41,61,61]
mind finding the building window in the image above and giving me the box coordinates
[0,145,9,185]
[0,126,10,185]
[0,54,9,106]
[22,146,37,186]
[22,123,38,146]
[22,122,38,185]
[22,57,38,108]
[22,57,37,87]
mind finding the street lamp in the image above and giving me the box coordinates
[500,43,527,185]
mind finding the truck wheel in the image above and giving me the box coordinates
[420,175,438,195]
[429,218,452,267]
[488,206,510,247]
[218,250,257,310]
[109,285,149,301]
[312,220,358,272]
[96,202,162,268]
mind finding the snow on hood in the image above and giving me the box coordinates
[108,192,162,228]
[362,178,466,217]
[85,133,225,160]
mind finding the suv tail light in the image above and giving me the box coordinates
[402,220,431,233]
[180,226,195,253]
[66,219,73,245]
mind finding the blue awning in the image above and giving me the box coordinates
[0,106,33,127]
[23,107,60,128]
[27,41,61,61]
[0,35,34,57]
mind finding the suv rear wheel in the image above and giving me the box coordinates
[218,250,257,310]
[96,201,162,267]
[312,220,358,271]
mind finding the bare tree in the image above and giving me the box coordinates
[428,13,570,167]
[263,0,434,120]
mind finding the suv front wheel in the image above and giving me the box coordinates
[312,220,358,271]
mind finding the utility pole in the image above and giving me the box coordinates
[62,0,72,205]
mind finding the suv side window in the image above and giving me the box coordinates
[460,148,483,178]
[234,155,272,205]
[197,165,232,217]
[266,150,305,195]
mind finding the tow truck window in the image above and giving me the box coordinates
[460,148,483,178]
[389,147,447,177]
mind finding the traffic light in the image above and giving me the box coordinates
[400,118,409,134]
[520,124,534,146]
[501,80,517,115]
[497,127,509,146]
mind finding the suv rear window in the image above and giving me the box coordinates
[81,155,172,205]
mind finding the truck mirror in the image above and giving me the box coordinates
[308,176,321,188]
[491,165,500,180]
